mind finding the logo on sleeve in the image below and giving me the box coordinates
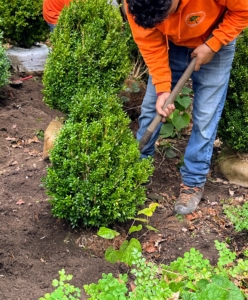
[185,12,206,27]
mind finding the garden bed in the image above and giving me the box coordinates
[0,74,247,299]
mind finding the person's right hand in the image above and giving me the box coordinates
[156,92,175,122]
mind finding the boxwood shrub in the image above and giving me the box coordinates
[43,0,132,114]
[218,29,248,152]
[0,0,49,48]
[0,34,10,87]
[44,89,153,228]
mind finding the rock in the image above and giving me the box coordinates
[43,118,64,159]
[215,148,248,187]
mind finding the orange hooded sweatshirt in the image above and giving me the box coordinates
[126,0,248,93]
[43,0,72,25]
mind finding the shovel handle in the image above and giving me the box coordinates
[139,57,196,151]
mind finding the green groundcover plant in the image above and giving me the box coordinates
[224,201,248,232]
[43,89,153,228]
[0,0,49,48]
[0,32,10,87]
[41,241,248,299]
[43,0,132,114]
[218,28,248,152]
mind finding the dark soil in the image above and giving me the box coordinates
[0,74,247,299]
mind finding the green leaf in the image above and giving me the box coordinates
[198,275,244,300]
[138,203,159,217]
[121,238,142,266]
[160,122,174,138]
[175,95,191,109]
[120,96,130,102]
[105,246,122,264]
[97,227,120,239]
[186,281,197,291]
[180,86,193,94]
[171,110,190,131]
[166,147,177,158]
[145,224,159,232]
[133,218,148,223]
[128,224,142,234]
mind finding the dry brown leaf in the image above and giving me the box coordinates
[8,160,18,166]
[16,199,25,205]
[129,282,136,292]
[27,136,40,144]
[5,136,17,141]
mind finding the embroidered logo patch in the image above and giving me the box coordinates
[185,12,206,27]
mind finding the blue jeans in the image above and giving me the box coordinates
[47,22,56,32]
[137,40,236,187]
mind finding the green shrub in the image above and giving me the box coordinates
[218,29,248,152]
[43,0,132,114]
[0,0,49,48]
[43,89,153,228]
[0,34,10,87]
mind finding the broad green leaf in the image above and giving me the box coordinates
[97,227,120,239]
[171,110,190,131]
[186,281,197,291]
[175,95,191,109]
[119,240,129,252]
[128,224,142,234]
[198,275,244,300]
[138,203,159,217]
[121,238,142,266]
[145,224,159,232]
[133,218,148,223]
[105,246,122,264]
[180,86,193,94]
[160,122,174,138]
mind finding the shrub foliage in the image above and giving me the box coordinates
[0,0,49,48]
[218,29,248,152]
[43,0,154,227]
[0,33,10,87]
[43,0,131,114]
[44,90,153,227]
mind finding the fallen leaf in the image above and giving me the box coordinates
[185,212,199,221]
[143,242,157,253]
[27,136,40,144]
[129,282,136,292]
[8,160,18,166]
[5,136,16,141]
[16,199,25,205]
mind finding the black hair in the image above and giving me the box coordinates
[126,0,172,29]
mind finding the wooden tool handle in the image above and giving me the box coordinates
[139,57,196,151]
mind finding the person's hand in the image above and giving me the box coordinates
[191,43,215,71]
[156,92,175,122]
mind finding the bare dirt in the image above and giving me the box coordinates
[0,73,247,299]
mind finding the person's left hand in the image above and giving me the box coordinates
[191,43,215,71]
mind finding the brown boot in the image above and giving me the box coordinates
[175,184,204,215]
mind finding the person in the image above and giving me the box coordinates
[43,0,71,31]
[125,0,248,215]
[43,0,121,32]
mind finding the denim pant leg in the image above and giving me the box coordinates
[47,22,56,32]
[180,40,236,187]
[137,76,163,158]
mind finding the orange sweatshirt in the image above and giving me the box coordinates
[43,0,72,25]
[126,0,248,93]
